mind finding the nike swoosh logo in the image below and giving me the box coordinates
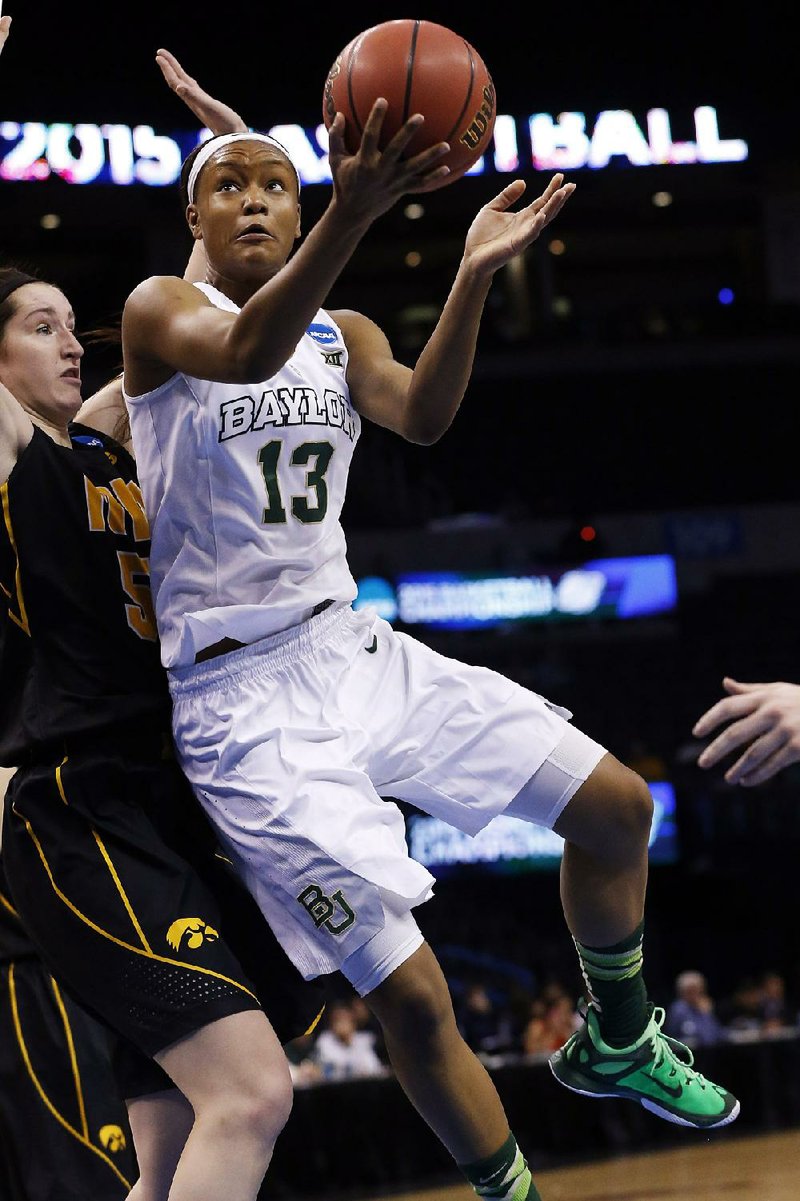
[647,1075,683,1099]
[364,635,378,654]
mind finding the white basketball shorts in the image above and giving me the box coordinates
[167,602,606,986]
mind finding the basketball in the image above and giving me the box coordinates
[322,19,496,190]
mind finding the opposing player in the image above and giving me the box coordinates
[120,89,739,1201]
[0,22,323,1201]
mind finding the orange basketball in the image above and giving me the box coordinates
[322,19,496,190]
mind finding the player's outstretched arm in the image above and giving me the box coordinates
[155,48,248,135]
[694,678,800,785]
[155,48,250,284]
[0,15,11,56]
[462,175,575,276]
[345,174,575,445]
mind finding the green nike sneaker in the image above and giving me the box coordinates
[548,1004,740,1128]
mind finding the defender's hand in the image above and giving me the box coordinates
[694,678,800,785]
[156,47,248,135]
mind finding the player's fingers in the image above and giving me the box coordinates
[695,711,774,769]
[723,677,762,693]
[406,165,453,193]
[738,745,800,786]
[485,180,528,212]
[325,112,349,157]
[727,729,792,785]
[692,692,760,736]
[155,48,185,73]
[539,183,576,223]
[358,98,393,152]
[526,173,568,216]
[381,114,435,164]
[402,141,450,177]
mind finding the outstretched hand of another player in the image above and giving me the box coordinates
[156,47,248,135]
[0,15,12,56]
[693,678,800,785]
[463,175,575,276]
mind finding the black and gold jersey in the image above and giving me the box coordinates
[0,423,170,763]
[0,856,36,965]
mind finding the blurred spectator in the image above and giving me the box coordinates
[521,987,580,1055]
[719,976,765,1035]
[664,970,724,1046]
[758,971,791,1033]
[349,990,389,1064]
[285,1031,324,1088]
[456,982,514,1056]
[313,1000,387,1081]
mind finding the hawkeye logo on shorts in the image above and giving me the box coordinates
[99,1125,127,1153]
[166,917,220,952]
[297,884,355,934]
[307,322,338,346]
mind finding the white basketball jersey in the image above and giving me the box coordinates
[124,282,361,668]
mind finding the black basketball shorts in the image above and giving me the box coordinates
[1,750,325,1073]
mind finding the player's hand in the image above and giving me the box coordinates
[155,48,248,135]
[462,174,575,276]
[0,15,12,57]
[326,101,451,221]
[693,678,800,785]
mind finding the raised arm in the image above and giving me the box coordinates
[81,46,255,435]
[0,15,34,485]
[0,381,34,486]
[155,48,249,285]
[693,678,800,785]
[155,48,248,136]
[123,102,452,392]
[342,173,574,445]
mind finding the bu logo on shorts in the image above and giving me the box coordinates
[297,884,356,934]
[165,916,220,952]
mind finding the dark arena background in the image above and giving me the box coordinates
[1,4,799,1199]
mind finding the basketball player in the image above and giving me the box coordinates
[0,24,323,1201]
[119,98,739,1201]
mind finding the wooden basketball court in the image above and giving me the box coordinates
[363,1128,800,1201]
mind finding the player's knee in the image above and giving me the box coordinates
[375,966,455,1049]
[602,765,654,854]
[213,1069,294,1146]
[557,759,653,861]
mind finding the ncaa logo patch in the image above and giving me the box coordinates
[71,434,104,447]
[307,322,338,346]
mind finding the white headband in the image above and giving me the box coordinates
[186,132,300,204]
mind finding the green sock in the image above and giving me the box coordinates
[574,920,649,1047]
[460,1132,541,1201]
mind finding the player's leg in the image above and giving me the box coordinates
[125,1088,194,1201]
[348,920,541,1201]
[151,1011,293,1201]
[354,616,739,1131]
[508,737,739,1128]
[1,757,302,1199]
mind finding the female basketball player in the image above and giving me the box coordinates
[119,71,739,1201]
[0,23,322,1201]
